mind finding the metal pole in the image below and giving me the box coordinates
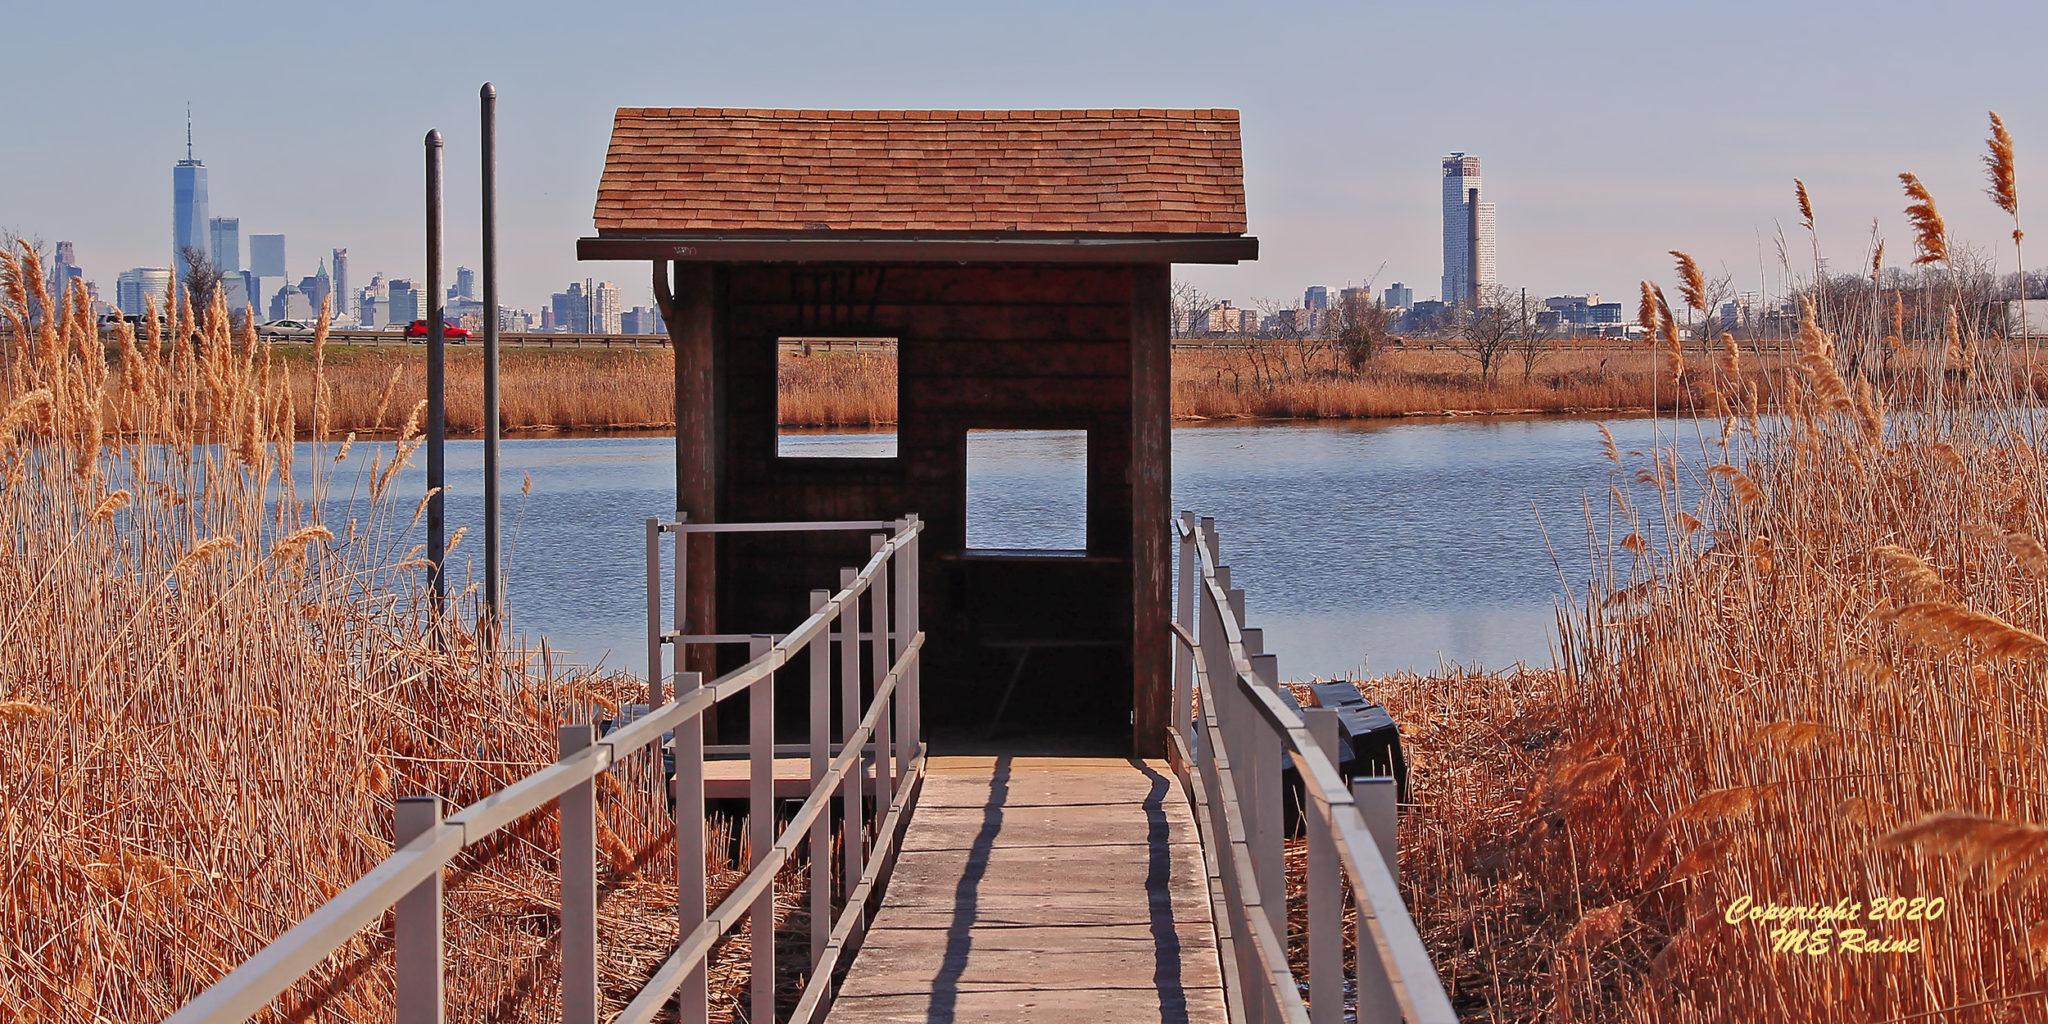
[425,129,446,612]
[480,84,503,628]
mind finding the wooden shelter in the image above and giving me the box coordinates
[578,107,1256,754]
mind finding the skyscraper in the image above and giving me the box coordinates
[593,280,622,334]
[454,267,475,301]
[387,279,420,325]
[249,234,286,277]
[1303,285,1329,311]
[49,242,83,307]
[331,249,349,320]
[1441,153,1496,307]
[1382,282,1414,310]
[172,109,210,291]
[210,217,241,273]
[117,268,174,316]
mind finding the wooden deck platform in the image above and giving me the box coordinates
[826,756,1225,1024]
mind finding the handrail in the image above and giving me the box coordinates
[1169,513,1456,1024]
[166,516,926,1024]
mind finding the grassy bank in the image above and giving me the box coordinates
[266,341,2045,437]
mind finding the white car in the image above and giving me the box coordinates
[257,319,317,340]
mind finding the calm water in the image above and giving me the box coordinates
[306,416,1692,680]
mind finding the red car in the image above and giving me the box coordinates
[403,319,471,342]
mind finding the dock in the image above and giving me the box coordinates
[827,756,1225,1023]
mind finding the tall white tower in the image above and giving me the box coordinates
[1441,153,1496,306]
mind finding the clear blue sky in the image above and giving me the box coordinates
[5,0,2044,314]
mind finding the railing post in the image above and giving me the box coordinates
[749,634,776,1024]
[674,670,707,1024]
[1352,776,1401,1024]
[1174,512,1196,752]
[894,517,920,781]
[560,725,598,1024]
[1248,649,1285,956]
[394,796,444,1024]
[868,533,893,815]
[1303,709,1341,1024]
[808,589,832,974]
[838,567,865,924]
[647,518,663,707]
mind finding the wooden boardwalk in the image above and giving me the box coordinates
[827,756,1226,1024]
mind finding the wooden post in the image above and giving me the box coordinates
[666,264,723,684]
[559,725,598,1024]
[1174,511,1196,750]
[673,671,707,1024]
[1130,264,1172,756]
[1353,776,1400,1024]
[869,534,893,811]
[394,796,443,1024]
[893,518,920,779]
[1303,709,1341,1024]
[748,635,775,1024]
[838,567,864,913]
[647,518,663,707]
[807,590,832,972]
[1249,649,1285,955]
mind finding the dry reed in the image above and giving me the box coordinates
[1309,170,2048,1021]
[0,244,828,1023]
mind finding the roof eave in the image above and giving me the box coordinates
[575,233,1258,266]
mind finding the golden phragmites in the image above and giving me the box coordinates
[1669,250,1707,313]
[1795,178,1815,230]
[1874,544,1943,595]
[1888,599,2048,663]
[1795,296,1850,414]
[1986,111,2021,238]
[1900,172,1950,264]
[1870,238,1885,281]
[1886,813,2048,892]
[1636,280,1662,341]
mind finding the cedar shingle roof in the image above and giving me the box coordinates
[593,108,1248,237]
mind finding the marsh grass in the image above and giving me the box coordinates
[1300,145,2048,1021]
[0,247,827,1022]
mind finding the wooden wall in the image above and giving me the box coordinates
[672,263,1170,752]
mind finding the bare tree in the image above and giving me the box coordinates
[1332,291,1392,371]
[179,246,224,316]
[1170,279,1209,340]
[1451,283,1522,386]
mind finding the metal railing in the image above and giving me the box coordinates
[1168,513,1455,1024]
[166,516,924,1024]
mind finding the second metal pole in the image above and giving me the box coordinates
[425,129,447,612]
[480,84,503,628]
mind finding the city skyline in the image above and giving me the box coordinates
[5,2,2045,315]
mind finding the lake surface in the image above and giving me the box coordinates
[310,416,1694,680]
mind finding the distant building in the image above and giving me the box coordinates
[454,266,476,301]
[210,217,240,273]
[298,262,332,319]
[499,307,531,333]
[387,279,420,325]
[593,280,622,333]
[249,234,286,277]
[49,241,83,307]
[117,267,173,316]
[358,291,380,329]
[1195,299,1254,335]
[540,306,556,332]
[1403,299,1451,334]
[270,284,311,321]
[554,282,591,332]
[622,305,665,335]
[331,250,349,320]
[220,271,257,316]
[1302,285,1329,311]
[172,111,209,292]
[1381,282,1413,310]
[1441,153,1495,307]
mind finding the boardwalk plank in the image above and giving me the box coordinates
[825,756,1226,1024]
